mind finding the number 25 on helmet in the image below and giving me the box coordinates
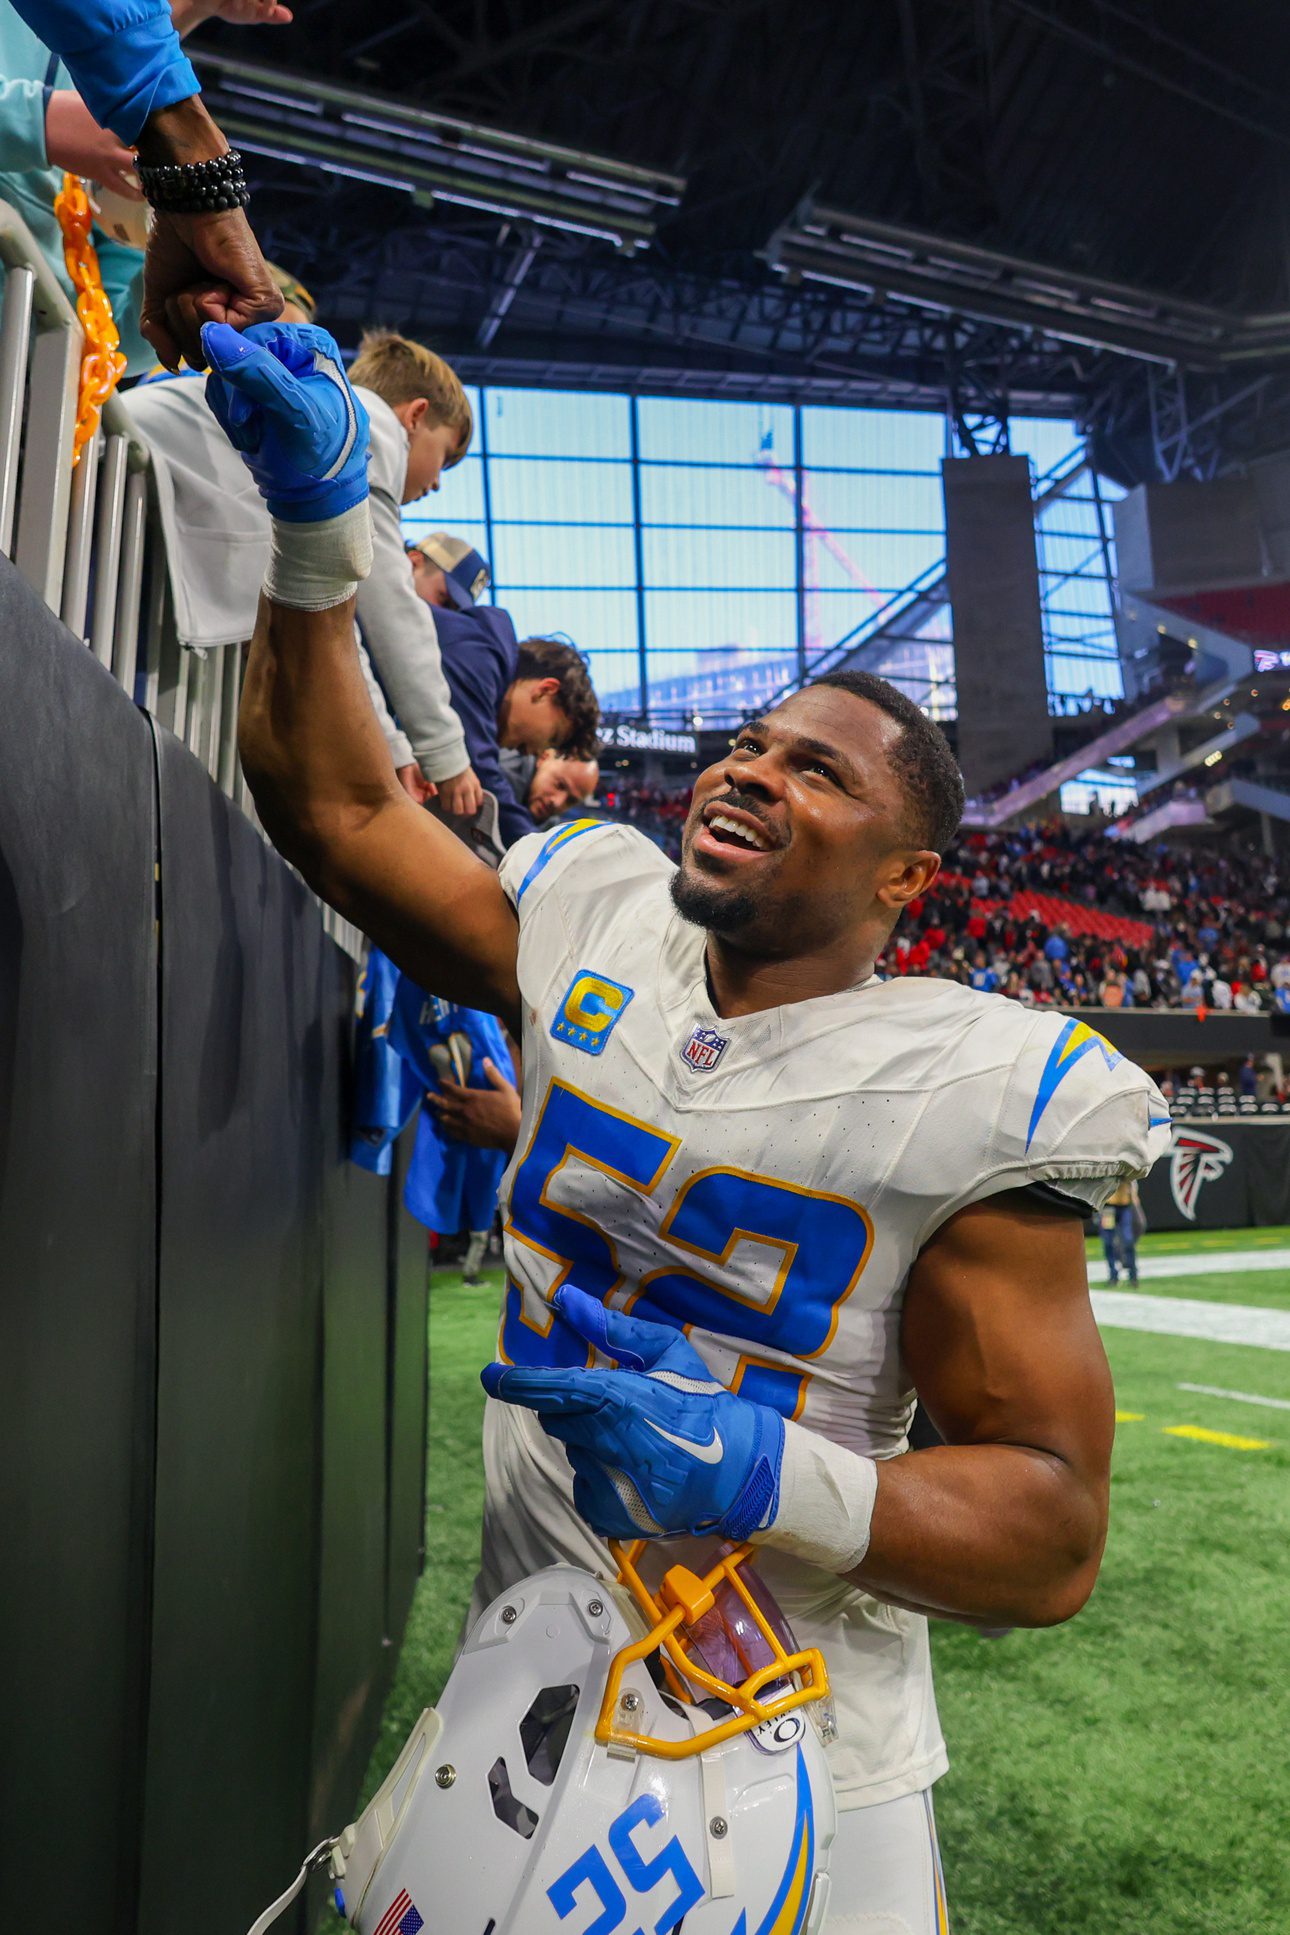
[317,1541,838,1935]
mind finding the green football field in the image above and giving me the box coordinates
[337,1227,1290,1935]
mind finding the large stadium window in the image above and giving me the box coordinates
[404,387,1124,729]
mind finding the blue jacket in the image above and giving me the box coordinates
[0,11,154,372]
[9,0,198,144]
[433,603,536,847]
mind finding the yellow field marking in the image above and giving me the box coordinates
[1115,1410,1145,1423]
[1163,1424,1272,1452]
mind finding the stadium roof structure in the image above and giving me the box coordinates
[195,0,1290,481]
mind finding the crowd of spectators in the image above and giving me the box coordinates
[599,777,1290,1017]
[887,818,1290,1013]
[598,779,689,859]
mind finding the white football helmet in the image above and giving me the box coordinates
[314,1540,838,1935]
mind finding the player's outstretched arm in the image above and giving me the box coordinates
[205,321,521,1025]
[857,1187,1114,1628]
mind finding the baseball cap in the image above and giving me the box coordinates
[408,532,491,609]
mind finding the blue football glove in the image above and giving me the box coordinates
[481,1285,785,1543]
[201,320,370,523]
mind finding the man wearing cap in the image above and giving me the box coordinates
[402,532,599,847]
[408,531,491,613]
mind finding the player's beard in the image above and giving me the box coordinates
[669,862,760,936]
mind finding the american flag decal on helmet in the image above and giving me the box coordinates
[371,1888,423,1935]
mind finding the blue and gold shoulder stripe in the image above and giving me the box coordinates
[1026,1016,1123,1150]
[513,817,608,905]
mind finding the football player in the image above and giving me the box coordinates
[205,323,1171,1934]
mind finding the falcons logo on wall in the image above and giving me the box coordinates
[1169,1129,1234,1221]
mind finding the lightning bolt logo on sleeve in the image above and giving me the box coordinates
[1026,1018,1124,1150]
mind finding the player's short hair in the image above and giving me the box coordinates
[347,330,473,456]
[808,670,964,854]
[516,637,601,758]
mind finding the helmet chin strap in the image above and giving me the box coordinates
[243,1839,338,1935]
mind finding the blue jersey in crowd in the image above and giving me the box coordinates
[351,948,515,1235]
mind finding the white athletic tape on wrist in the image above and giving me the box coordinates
[756,1419,878,1573]
[263,501,374,612]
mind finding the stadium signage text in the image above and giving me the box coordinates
[603,724,698,754]
[1253,648,1290,673]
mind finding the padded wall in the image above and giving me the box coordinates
[1140,1122,1290,1230]
[309,940,395,1846]
[138,728,332,1935]
[386,1132,430,1645]
[0,559,158,1930]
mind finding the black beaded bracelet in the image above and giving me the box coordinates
[136,149,250,216]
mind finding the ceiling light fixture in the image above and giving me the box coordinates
[192,51,685,251]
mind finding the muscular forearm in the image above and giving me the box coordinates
[852,1441,1107,1628]
[239,593,398,881]
[239,595,520,1018]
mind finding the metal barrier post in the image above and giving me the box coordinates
[61,427,102,639]
[0,261,34,554]
[15,316,80,609]
[217,644,242,798]
[90,434,129,668]
[113,468,149,699]
[140,554,168,716]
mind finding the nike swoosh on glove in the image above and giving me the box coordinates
[481,1284,785,1543]
[201,320,370,522]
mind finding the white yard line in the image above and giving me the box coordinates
[1177,1381,1290,1412]
[1088,1247,1290,1283]
[1091,1291,1290,1351]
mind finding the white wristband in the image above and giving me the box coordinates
[263,501,374,612]
[755,1420,878,1574]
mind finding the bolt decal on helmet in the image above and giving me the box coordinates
[244,1541,837,1935]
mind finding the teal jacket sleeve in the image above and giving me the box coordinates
[96,237,151,376]
[6,1,199,145]
[0,75,49,174]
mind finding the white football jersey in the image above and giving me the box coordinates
[476,819,1171,1808]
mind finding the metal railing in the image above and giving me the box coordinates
[0,198,362,959]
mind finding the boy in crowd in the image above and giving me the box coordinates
[347,332,482,818]
[402,525,597,844]
[442,632,599,847]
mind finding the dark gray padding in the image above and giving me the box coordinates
[0,554,158,1932]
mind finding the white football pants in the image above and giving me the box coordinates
[824,1788,949,1934]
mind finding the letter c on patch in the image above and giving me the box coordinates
[566,975,623,1031]
[551,969,635,1056]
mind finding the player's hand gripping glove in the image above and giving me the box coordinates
[201,319,373,610]
[482,1284,786,1543]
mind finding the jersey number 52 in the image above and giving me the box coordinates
[499,1079,873,1419]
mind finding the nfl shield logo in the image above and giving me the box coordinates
[681,1024,728,1072]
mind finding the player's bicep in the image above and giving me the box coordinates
[328,795,522,1028]
[903,1188,1114,1487]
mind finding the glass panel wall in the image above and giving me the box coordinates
[403,387,1124,726]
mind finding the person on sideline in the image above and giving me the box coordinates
[1100,1178,1141,1285]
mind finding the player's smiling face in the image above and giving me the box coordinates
[674,686,936,958]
